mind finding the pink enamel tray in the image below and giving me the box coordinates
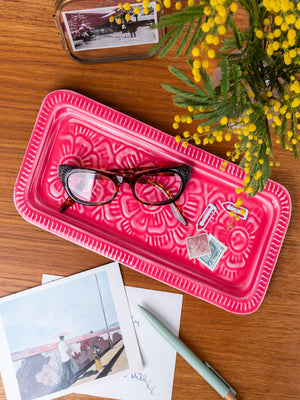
[14,90,291,314]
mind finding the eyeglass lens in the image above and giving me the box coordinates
[67,170,182,205]
[68,172,115,204]
[134,173,182,204]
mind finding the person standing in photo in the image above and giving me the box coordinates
[57,335,73,388]
[92,345,103,372]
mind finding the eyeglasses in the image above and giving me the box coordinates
[58,164,191,225]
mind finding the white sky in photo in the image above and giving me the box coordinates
[0,271,118,354]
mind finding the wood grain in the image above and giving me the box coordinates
[0,2,299,400]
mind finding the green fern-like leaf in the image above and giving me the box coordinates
[157,25,185,58]
[149,26,179,55]
[168,65,197,88]
[161,84,211,104]
[152,5,204,28]
[167,65,208,97]
[254,46,275,67]
[279,117,287,149]
[199,68,217,99]
[230,20,243,49]
[185,17,205,56]
[219,30,249,52]
[150,5,204,58]
[220,59,229,100]
[172,96,215,109]
[230,64,242,101]
[260,152,271,186]
[174,20,196,58]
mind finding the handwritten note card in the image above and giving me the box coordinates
[77,286,183,400]
[43,274,183,400]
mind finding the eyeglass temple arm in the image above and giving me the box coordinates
[59,197,74,213]
[147,182,188,226]
[59,177,88,212]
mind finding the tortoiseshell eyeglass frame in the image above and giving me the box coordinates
[58,164,191,210]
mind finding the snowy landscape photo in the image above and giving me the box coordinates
[62,3,159,52]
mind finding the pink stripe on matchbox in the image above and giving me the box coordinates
[14,90,291,314]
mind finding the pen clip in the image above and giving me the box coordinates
[204,361,237,397]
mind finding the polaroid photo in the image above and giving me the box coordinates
[0,261,142,400]
[62,2,159,53]
[186,233,211,259]
[198,234,228,271]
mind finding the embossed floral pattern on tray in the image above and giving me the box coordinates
[14,90,292,314]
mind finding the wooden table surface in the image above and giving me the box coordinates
[0,2,299,400]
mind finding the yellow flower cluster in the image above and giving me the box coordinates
[109,0,161,24]
[263,0,299,14]
[262,75,300,152]
[173,90,294,205]
[220,105,285,196]
[189,0,238,82]
[184,1,299,204]
[256,1,300,66]
[173,108,213,147]
[174,109,236,150]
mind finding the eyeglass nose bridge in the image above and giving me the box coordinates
[111,174,137,199]
[114,173,135,185]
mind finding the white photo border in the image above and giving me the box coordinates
[62,2,159,53]
[0,261,142,400]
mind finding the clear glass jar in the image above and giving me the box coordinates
[54,0,164,63]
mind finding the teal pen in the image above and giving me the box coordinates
[138,305,237,400]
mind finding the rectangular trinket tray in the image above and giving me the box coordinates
[14,90,291,314]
